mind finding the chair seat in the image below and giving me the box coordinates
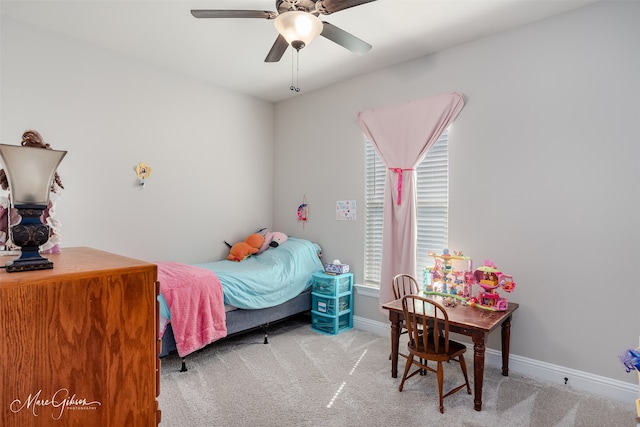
[411,336,466,361]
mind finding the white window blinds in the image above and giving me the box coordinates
[364,130,449,287]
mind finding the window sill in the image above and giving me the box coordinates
[354,283,379,298]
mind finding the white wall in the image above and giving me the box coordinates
[1,17,275,264]
[273,0,640,386]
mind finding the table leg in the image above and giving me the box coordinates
[471,332,487,411]
[501,314,512,376]
[389,312,400,378]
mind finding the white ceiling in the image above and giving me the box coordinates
[1,0,598,103]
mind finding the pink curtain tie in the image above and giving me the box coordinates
[389,168,414,205]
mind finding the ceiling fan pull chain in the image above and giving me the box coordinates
[290,48,296,91]
[290,48,300,92]
[295,49,300,92]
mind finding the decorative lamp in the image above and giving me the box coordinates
[0,143,67,272]
[274,11,323,51]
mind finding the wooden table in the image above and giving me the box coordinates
[382,297,518,411]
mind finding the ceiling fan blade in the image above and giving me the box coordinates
[317,0,377,15]
[320,22,372,55]
[190,10,277,19]
[265,35,289,62]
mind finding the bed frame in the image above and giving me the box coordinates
[159,289,312,363]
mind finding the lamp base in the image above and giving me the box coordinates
[5,254,54,272]
[4,205,54,273]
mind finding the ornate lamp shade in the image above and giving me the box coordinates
[0,144,66,206]
[0,143,67,272]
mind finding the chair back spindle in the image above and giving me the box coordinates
[403,296,450,355]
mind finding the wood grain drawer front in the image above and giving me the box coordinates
[0,248,159,427]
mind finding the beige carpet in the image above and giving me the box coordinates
[158,315,636,426]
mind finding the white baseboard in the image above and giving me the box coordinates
[353,315,391,336]
[353,315,638,404]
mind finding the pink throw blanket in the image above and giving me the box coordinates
[157,262,227,357]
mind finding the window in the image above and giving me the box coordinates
[364,130,448,288]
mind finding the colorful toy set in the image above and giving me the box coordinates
[619,346,640,423]
[424,249,516,311]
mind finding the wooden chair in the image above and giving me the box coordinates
[398,295,471,413]
[391,274,421,360]
[392,273,420,301]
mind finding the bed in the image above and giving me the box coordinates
[157,237,324,363]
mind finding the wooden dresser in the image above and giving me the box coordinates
[0,247,161,426]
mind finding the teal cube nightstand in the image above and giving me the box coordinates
[311,272,353,335]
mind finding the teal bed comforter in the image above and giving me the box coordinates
[194,237,323,309]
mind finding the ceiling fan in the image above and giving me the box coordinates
[191,0,377,62]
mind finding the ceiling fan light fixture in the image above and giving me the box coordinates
[274,11,323,50]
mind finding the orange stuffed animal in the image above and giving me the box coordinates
[226,233,265,262]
